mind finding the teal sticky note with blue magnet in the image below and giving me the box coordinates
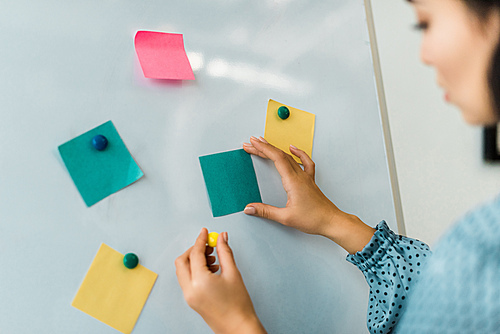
[58,121,144,207]
[199,149,262,217]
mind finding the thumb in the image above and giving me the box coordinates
[244,203,285,223]
[216,232,238,277]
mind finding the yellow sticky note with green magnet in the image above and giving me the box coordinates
[264,99,315,164]
[72,244,157,334]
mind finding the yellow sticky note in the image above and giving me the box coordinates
[72,244,158,334]
[264,99,315,164]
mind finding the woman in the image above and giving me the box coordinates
[175,0,500,332]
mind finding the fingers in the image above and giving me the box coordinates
[243,142,269,159]
[206,255,216,266]
[244,203,288,224]
[190,228,210,276]
[175,247,192,291]
[289,145,315,179]
[205,246,214,256]
[246,136,316,180]
[216,232,239,277]
[178,231,238,278]
[208,264,220,273]
[249,137,301,176]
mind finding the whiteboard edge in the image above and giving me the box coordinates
[364,0,407,235]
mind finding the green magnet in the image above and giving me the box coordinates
[123,253,139,269]
[277,106,290,120]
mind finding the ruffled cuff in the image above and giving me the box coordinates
[345,221,431,334]
[346,221,398,271]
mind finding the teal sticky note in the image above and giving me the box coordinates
[199,149,262,217]
[58,121,144,207]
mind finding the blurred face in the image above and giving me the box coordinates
[411,0,500,125]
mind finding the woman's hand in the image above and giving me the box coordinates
[175,228,266,334]
[243,136,375,254]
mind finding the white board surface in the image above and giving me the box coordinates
[0,1,399,333]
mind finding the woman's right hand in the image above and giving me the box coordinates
[243,136,375,254]
[175,228,266,334]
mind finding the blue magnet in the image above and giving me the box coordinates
[92,135,108,151]
[277,106,290,120]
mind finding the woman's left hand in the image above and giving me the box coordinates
[242,136,375,254]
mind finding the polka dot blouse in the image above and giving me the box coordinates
[347,221,431,333]
[347,195,500,333]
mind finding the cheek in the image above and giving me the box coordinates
[448,39,493,113]
[426,31,478,93]
[420,31,460,84]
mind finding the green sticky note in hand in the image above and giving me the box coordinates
[58,121,144,207]
[199,149,262,217]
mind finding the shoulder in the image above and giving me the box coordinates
[395,195,500,332]
[439,195,500,253]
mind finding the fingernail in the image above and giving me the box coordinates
[250,136,258,141]
[223,232,228,243]
[243,142,252,147]
[290,144,298,150]
[244,206,256,215]
[259,136,268,144]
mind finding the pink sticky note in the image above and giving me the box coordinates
[134,31,195,80]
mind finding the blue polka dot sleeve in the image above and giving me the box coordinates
[346,221,431,334]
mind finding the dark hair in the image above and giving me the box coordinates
[466,1,500,116]
[409,0,500,116]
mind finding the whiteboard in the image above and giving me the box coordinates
[0,1,400,333]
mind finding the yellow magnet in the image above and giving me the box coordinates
[207,232,219,247]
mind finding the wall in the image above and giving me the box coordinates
[370,0,500,245]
